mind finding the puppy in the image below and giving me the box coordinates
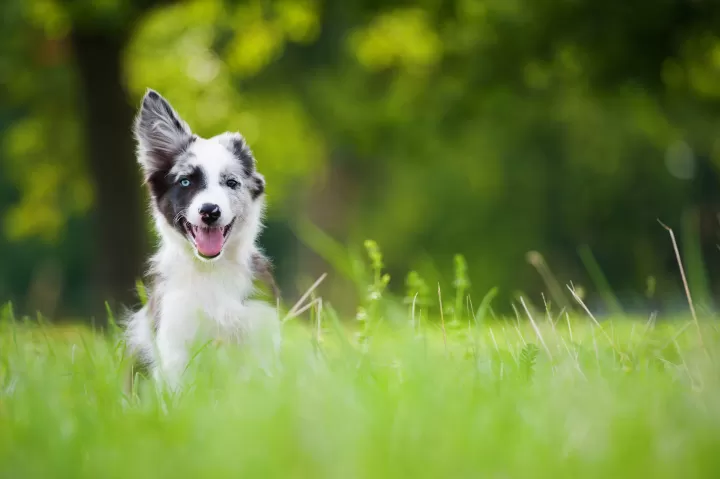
[124,89,279,390]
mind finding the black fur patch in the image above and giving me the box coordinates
[149,165,207,236]
[223,134,264,200]
[229,135,256,177]
[250,173,265,199]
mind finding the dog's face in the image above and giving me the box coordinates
[134,90,265,261]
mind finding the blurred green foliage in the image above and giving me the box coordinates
[1,0,720,317]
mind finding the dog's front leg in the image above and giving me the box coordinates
[154,310,199,391]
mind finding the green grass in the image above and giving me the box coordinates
[1,298,720,478]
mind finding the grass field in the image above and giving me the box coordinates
[1,290,720,478]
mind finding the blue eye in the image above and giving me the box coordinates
[179,178,191,187]
[226,179,239,189]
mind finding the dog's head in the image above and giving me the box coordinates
[134,89,265,261]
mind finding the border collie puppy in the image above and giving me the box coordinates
[125,89,279,390]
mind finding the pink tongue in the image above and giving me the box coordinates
[194,228,224,257]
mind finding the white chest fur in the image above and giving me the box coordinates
[156,253,255,340]
[127,238,278,390]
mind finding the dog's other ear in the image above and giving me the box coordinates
[217,132,266,199]
[134,89,194,174]
[217,132,255,176]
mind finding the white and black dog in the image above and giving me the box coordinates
[125,89,280,390]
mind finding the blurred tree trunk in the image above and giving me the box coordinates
[71,30,146,321]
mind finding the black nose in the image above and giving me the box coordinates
[199,203,221,225]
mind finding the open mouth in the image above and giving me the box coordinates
[181,217,235,259]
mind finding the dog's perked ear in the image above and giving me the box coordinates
[217,132,266,199]
[133,89,195,176]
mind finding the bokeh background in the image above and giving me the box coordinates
[2,0,720,321]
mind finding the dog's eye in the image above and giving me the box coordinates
[179,178,191,187]
[226,179,239,189]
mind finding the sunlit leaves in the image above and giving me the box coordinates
[225,6,284,76]
[26,0,70,38]
[679,34,720,100]
[1,0,88,244]
[224,0,320,76]
[3,115,91,242]
[349,8,442,71]
[275,0,319,44]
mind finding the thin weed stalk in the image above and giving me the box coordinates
[520,297,553,362]
[437,284,447,354]
[658,220,707,356]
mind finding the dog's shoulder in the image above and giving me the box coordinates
[250,249,280,303]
